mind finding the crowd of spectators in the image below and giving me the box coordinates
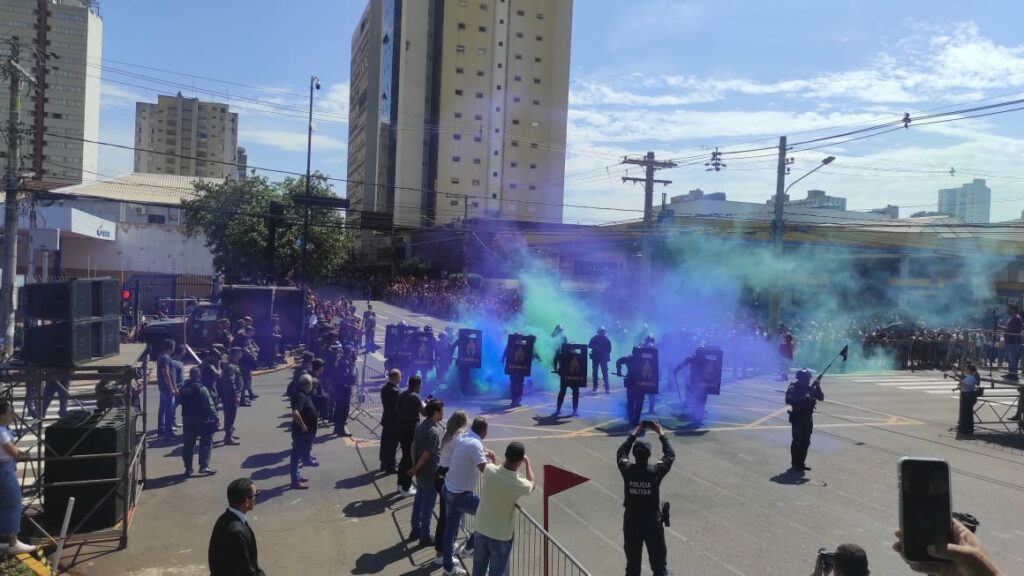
[383,276,522,321]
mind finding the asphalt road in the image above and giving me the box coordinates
[74,300,1024,576]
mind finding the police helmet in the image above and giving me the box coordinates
[424,325,434,333]
[632,440,652,460]
[795,369,812,384]
[644,334,655,344]
[597,326,606,334]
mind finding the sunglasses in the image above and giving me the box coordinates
[248,490,261,501]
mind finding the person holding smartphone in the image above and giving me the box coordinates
[893,518,1003,576]
[616,419,674,576]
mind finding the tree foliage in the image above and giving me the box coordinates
[183,174,352,284]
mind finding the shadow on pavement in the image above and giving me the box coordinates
[250,463,290,481]
[769,470,810,485]
[144,473,187,490]
[351,540,414,574]
[531,414,571,427]
[241,450,290,469]
[973,430,1024,451]
[253,481,292,504]
[336,470,380,490]
[343,494,401,518]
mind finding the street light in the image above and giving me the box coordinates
[784,155,835,196]
[301,75,320,288]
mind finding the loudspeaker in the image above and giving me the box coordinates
[91,317,120,359]
[44,410,128,530]
[24,278,119,321]
[23,322,93,366]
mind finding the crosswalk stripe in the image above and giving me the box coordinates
[898,385,956,390]
[870,381,950,386]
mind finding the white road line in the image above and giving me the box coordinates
[872,381,950,386]
[898,385,957,390]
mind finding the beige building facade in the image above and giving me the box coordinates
[134,94,240,180]
[347,0,573,254]
[0,0,102,184]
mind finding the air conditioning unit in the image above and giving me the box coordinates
[132,205,146,215]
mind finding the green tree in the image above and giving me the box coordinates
[183,174,351,284]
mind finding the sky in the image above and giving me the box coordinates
[94,0,1024,224]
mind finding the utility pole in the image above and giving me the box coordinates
[26,0,53,286]
[2,40,34,357]
[623,152,676,286]
[768,136,790,336]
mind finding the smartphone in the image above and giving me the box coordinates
[641,420,655,430]
[898,457,952,563]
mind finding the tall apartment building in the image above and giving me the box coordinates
[0,0,102,184]
[134,93,240,179]
[938,178,991,223]
[347,0,573,247]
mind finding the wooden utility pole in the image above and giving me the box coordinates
[623,152,677,285]
[2,39,34,357]
[768,136,788,334]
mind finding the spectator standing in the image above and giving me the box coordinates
[0,400,36,554]
[180,367,217,476]
[472,442,535,576]
[433,410,468,566]
[810,543,869,576]
[208,478,265,576]
[156,339,177,438]
[396,375,426,497]
[290,374,318,489]
[410,399,445,546]
[379,369,402,474]
[442,417,496,576]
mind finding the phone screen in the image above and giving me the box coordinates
[899,458,952,562]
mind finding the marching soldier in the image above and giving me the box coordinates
[588,326,612,393]
[785,369,824,473]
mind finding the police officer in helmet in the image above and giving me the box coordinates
[617,419,674,576]
[785,368,824,473]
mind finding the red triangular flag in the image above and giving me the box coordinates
[544,464,589,498]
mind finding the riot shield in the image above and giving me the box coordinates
[504,333,536,376]
[457,328,483,369]
[632,346,660,394]
[695,346,724,395]
[411,331,436,370]
[557,343,588,388]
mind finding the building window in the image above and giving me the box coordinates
[477,47,486,55]
[536,35,543,41]
[516,32,523,38]
[454,134,462,140]
[498,41,504,47]
[533,99,540,105]
[455,89,464,96]
[493,150,499,156]
[455,112,463,119]
[474,114,483,121]
[497,84,502,91]
[516,9,525,15]
[530,163,537,169]
[530,142,539,148]
[511,140,519,147]
[480,2,488,9]
[456,67,464,74]
[473,158,481,164]
[456,44,466,52]
[472,179,481,186]
[451,200,460,206]
[492,193,498,198]
[513,96,521,103]
[148,214,166,224]
[493,171,499,177]
[453,155,461,162]
[476,91,484,98]
[496,106,502,112]
[474,135,482,142]
[478,26,487,32]
[535,56,542,63]
[534,78,541,84]
[537,13,544,19]
[510,161,518,167]
[514,75,522,81]
[512,119,520,125]
[529,184,537,190]
[458,22,466,30]
[510,183,518,189]
[452,177,461,184]
[495,128,500,133]
[476,70,485,77]
[515,53,523,60]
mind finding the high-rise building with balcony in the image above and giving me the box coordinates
[0,0,103,184]
[134,94,239,179]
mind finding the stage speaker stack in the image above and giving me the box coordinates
[43,409,128,530]
[22,278,121,366]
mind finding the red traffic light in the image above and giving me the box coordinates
[121,290,131,301]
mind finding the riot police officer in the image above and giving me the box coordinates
[785,368,824,473]
[617,420,674,576]
[435,327,455,390]
[552,344,582,417]
[502,333,540,408]
[616,350,646,426]
[589,326,612,393]
[673,344,709,426]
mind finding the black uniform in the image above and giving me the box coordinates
[616,355,644,426]
[331,352,356,435]
[617,433,674,576]
[553,347,581,416]
[674,349,709,425]
[589,332,612,392]
[217,360,243,443]
[435,334,454,389]
[784,374,824,471]
[502,335,539,407]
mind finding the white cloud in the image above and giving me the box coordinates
[101,82,146,109]
[240,129,346,152]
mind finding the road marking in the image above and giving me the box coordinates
[898,385,957,390]
[738,406,790,429]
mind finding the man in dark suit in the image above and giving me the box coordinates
[209,478,265,576]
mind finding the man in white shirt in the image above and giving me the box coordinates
[441,417,496,576]
[472,442,535,576]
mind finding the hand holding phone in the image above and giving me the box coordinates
[898,457,952,564]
